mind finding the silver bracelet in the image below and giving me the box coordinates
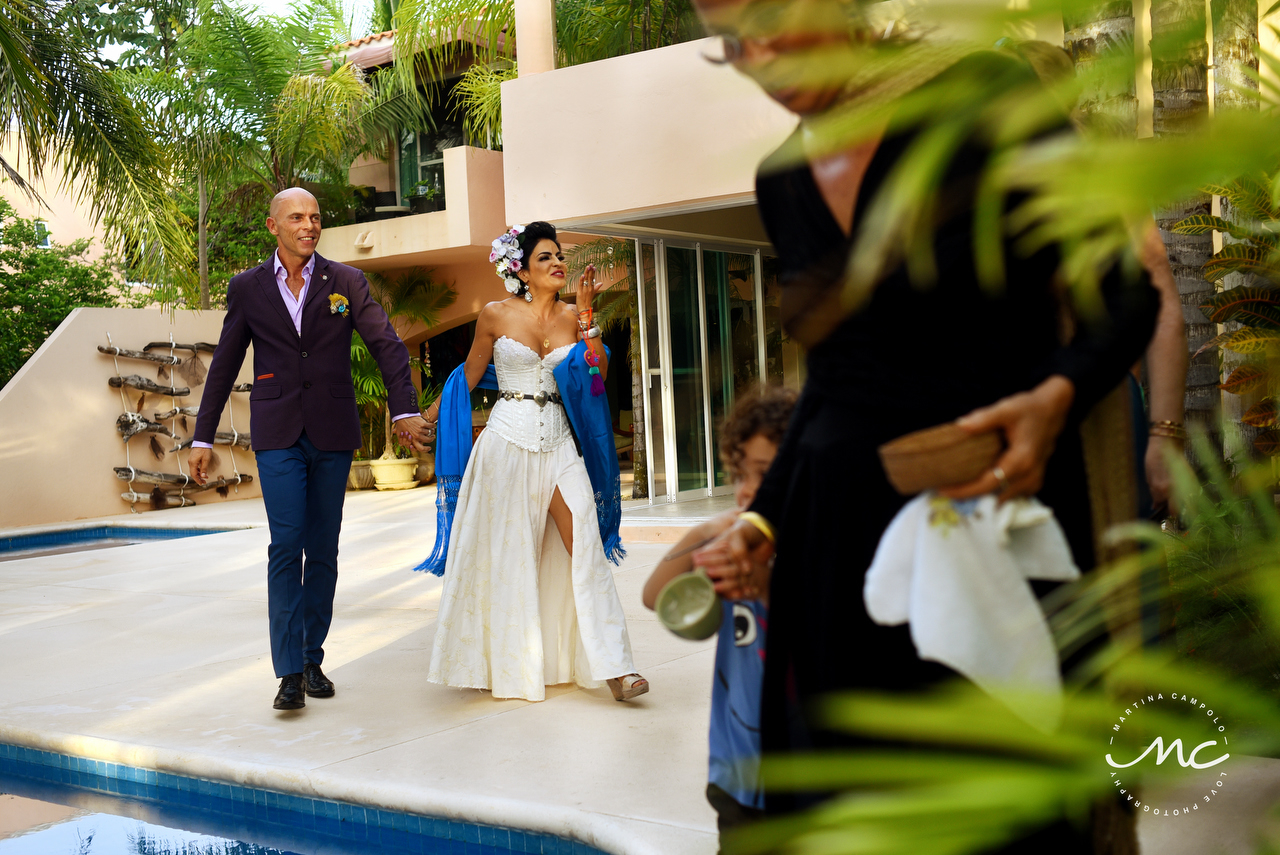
[584,325,602,339]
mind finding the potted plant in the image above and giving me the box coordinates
[407,182,441,214]
[348,450,375,490]
[359,269,458,490]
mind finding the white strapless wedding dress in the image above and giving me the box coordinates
[427,336,636,701]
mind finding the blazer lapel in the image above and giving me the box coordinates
[255,260,296,336]
[303,254,334,311]
[300,254,336,335]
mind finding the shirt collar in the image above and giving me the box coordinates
[273,251,316,281]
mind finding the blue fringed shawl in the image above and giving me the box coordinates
[413,363,497,575]
[414,342,624,575]
[553,342,625,563]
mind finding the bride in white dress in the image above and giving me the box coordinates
[422,222,648,703]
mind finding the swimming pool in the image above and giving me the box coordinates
[0,744,604,854]
[0,526,243,562]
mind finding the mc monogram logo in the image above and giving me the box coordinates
[1104,691,1232,819]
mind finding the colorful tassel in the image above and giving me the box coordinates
[584,348,605,397]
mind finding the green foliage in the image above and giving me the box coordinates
[452,62,516,149]
[556,0,700,65]
[1174,173,1280,454]
[732,450,1280,855]
[359,267,456,457]
[0,199,123,389]
[177,0,432,196]
[61,0,198,70]
[1,0,192,295]
[564,237,636,334]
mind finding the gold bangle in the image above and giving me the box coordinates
[1149,426,1186,440]
[738,511,776,544]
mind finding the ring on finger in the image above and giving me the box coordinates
[992,465,1011,493]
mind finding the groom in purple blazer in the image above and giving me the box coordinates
[190,187,428,711]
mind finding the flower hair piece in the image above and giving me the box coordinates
[489,224,529,302]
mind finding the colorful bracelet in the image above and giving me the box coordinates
[738,511,776,544]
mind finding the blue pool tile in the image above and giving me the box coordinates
[462,823,482,844]
[319,799,339,820]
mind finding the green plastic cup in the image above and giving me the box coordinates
[656,568,722,640]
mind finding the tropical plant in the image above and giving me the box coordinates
[363,267,457,459]
[1172,174,1280,460]
[179,0,433,197]
[0,199,124,389]
[556,0,700,65]
[395,0,698,147]
[724,444,1280,855]
[451,61,516,149]
[62,0,199,70]
[1,0,190,293]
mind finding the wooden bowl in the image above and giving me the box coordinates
[877,422,1004,496]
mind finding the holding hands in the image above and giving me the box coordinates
[393,416,432,453]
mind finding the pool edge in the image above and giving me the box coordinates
[0,723,688,855]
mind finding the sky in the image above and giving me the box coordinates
[97,0,376,63]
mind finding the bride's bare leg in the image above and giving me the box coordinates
[548,487,573,556]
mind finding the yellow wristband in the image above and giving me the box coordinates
[738,511,775,544]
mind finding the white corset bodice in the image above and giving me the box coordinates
[484,336,574,453]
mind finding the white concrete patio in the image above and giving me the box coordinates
[0,488,720,855]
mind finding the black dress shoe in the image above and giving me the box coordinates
[273,674,305,710]
[303,663,335,698]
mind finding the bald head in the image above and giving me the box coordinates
[269,187,318,219]
[266,187,321,265]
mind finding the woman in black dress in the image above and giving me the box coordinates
[689,0,1161,835]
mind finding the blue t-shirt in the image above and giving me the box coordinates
[708,599,767,809]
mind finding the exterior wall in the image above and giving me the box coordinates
[501,38,797,227]
[0,133,109,262]
[0,308,261,529]
[397,259,513,345]
[349,150,395,194]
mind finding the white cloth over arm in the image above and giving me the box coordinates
[864,493,1081,729]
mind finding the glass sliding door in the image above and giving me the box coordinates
[664,245,709,496]
[703,249,765,488]
[634,239,778,503]
[637,242,667,501]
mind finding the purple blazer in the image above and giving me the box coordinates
[194,253,418,452]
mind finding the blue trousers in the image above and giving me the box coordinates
[255,432,353,677]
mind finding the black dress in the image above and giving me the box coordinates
[747,53,1160,826]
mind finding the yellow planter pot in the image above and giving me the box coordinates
[348,459,375,490]
[368,457,419,491]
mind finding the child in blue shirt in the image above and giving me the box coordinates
[642,387,797,841]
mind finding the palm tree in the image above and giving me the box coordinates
[1062,1,1136,135]
[185,0,433,197]
[392,0,699,142]
[1151,0,1216,461]
[116,0,432,307]
[0,0,190,291]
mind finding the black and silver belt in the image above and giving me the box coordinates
[498,390,563,407]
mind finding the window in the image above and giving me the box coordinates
[398,122,464,206]
[35,220,51,249]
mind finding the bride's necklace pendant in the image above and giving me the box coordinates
[543,338,550,349]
